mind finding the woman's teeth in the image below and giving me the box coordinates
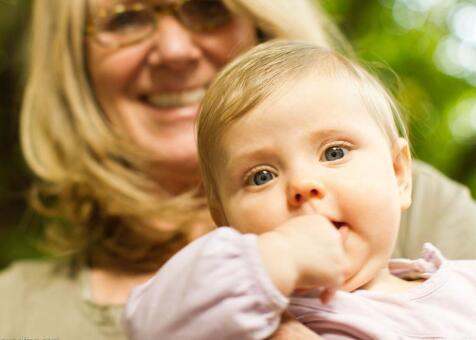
[147,88,206,108]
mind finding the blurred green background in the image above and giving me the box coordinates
[1,0,475,268]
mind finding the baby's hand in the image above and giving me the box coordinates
[257,215,347,302]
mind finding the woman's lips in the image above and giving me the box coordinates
[139,88,206,124]
[145,87,206,108]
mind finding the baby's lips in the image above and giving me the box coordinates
[338,225,349,242]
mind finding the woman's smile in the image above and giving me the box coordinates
[139,87,207,124]
[145,87,207,108]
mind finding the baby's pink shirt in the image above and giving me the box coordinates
[290,243,476,339]
[123,227,476,339]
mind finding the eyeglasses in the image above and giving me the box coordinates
[87,0,233,49]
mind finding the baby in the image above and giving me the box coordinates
[124,41,476,339]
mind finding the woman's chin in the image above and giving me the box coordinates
[151,150,199,171]
[134,122,198,166]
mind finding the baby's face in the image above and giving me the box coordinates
[214,74,411,291]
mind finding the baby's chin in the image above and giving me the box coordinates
[343,266,392,292]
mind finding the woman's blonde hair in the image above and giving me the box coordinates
[198,41,408,226]
[21,0,351,271]
[226,0,351,53]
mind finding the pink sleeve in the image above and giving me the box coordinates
[122,227,289,340]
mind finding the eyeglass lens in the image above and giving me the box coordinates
[93,0,232,48]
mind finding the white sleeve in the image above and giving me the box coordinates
[122,227,289,340]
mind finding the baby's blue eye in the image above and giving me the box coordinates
[324,146,348,161]
[250,170,275,186]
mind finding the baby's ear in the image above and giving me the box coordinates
[392,138,412,210]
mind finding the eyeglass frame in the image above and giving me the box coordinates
[85,0,232,49]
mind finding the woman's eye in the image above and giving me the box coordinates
[248,170,276,186]
[323,146,349,161]
[104,10,150,32]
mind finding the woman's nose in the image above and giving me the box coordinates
[148,15,201,69]
[288,179,326,207]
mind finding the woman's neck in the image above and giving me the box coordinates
[150,161,201,195]
[88,267,156,305]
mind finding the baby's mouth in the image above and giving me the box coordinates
[333,221,349,241]
[144,87,206,108]
[333,221,346,229]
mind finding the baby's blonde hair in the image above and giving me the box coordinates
[198,40,408,226]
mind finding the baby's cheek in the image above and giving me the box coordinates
[340,177,401,237]
[227,197,287,235]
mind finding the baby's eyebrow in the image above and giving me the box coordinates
[224,148,275,174]
[308,128,351,141]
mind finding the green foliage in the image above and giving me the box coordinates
[0,0,34,268]
[324,0,476,192]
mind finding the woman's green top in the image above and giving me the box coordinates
[0,260,127,339]
[395,160,476,259]
[0,161,475,337]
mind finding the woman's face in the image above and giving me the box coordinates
[87,0,257,191]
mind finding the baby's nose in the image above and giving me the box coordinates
[288,180,325,207]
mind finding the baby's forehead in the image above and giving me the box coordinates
[216,72,395,154]
[231,72,376,126]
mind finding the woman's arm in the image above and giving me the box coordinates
[122,227,288,340]
[395,160,476,259]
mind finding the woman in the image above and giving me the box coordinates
[1,0,475,338]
